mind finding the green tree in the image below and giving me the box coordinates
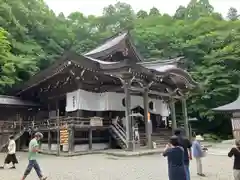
[1,0,240,136]
[149,7,160,16]
[227,7,239,21]
[136,10,148,19]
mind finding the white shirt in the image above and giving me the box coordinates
[8,139,16,154]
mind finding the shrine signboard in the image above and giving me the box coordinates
[90,117,103,126]
[60,126,69,145]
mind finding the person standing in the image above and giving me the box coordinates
[21,132,47,180]
[0,135,18,169]
[174,129,192,180]
[228,139,240,180]
[192,135,206,176]
[163,136,186,180]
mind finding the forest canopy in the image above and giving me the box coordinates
[0,0,239,136]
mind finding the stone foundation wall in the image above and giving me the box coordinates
[41,143,109,152]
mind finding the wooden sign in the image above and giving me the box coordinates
[60,127,69,145]
[90,117,103,126]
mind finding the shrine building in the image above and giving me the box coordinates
[0,31,197,153]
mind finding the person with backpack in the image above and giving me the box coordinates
[174,129,192,180]
[163,135,186,180]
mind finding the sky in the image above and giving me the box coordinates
[44,0,240,17]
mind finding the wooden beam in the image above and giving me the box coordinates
[129,87,182,99]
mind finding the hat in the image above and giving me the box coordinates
[35,132,43,139]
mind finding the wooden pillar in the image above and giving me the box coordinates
[48,130,51,151]
[123,78,133,151]
[68,125,75,153]
[17,113,21,151]
[89,127,92,150]
[56,101,60,156]
[182,98,190,138]
[71,126,75,152]
[77,110,81,117]
[108,133,112,148]
[170,98,177,134]
[143,87,152,148]
[76,81,83,118]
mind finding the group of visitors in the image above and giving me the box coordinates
[164,128,240,180]
[163,129,206,180]
[3,126,240,180]
[0,132,47,180]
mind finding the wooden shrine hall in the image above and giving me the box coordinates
[0,31,197,153]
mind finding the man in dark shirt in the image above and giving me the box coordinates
[174,129,192,180]
[228,139,240,179]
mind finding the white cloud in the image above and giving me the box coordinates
[44,0,240,17]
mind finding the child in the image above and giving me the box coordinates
[0,135,18,169]
[163,135,186,180]
[228,139,240,180]
[192,134,205,176]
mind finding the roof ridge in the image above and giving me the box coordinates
[84,30,128,55]
[139,57,183,65]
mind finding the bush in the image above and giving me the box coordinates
[202,133,222,142]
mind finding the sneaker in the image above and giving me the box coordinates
[0,166,4,169]
[10,166,16,169]
[41,177,47,180]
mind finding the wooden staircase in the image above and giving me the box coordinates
[109,123,127,149]
[139,128,172,147]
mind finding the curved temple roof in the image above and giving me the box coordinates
[138,57,197,89]
[213,93,240,112]
[97,56,197,91]
[84,31,144,62]
[85,32,128,57]
[12,31,197,97]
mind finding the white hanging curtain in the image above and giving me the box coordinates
[65,89,170,116]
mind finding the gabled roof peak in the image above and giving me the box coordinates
[84,30,143,62]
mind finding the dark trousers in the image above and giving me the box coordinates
[23,160,42,178]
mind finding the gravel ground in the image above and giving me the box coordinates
[0,152,234,180]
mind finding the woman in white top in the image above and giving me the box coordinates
[0,135,18,169]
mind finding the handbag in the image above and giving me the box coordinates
[202,150,207,157]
